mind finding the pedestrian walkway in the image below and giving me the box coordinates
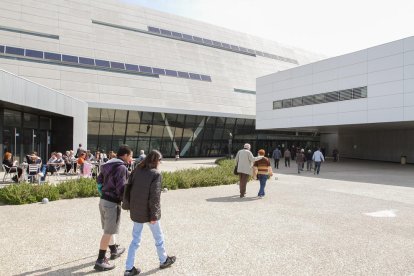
[0,158,413,275]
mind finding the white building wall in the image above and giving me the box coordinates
[0,69,88,150]
[257,36,414,129]
[0,0,323,119]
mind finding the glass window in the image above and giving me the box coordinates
[44,52,61,61]
[110,61,125,70]
[292,97,303,107]
[230,45,239,51]
[23,113,38,128]
[6,46,24,56]
[325,91,339,102]
[239,47,247,52]
[189,73,201,80]
[147,26,160,33]
[3,109,21,126]
[282,99,292,108]
[182,34,193,41]
[25,49,43,58]
[264,52,272,58]
[160,29,172,36]
[125,111,141,136]
[125,64,138,71]
[62,54,78,63]
[79,57,94,65]
[152,68,165,75]
[165,69,178,77]
[273,101,282,109]
[177,71,190,79]
[212,41,222,47]
[314,93,326,104]
[200,75,211,82]
[99,109,115,136]
[113,110,127,141]
[139,66,152,74]
[193,36,203,43]
[0,45,4,53]
[203,38,213,45]
[95,59,110,67]
[247,48,255,54]
[339,89,353,101]
[255,50,264,56]
[303,95,315,105]
[171,31,182,38]
[221,43,230,49]
[353,87,367,99]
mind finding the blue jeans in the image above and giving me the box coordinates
[314,161,321,174]
[125,221,168,270]
[257,174,268,196]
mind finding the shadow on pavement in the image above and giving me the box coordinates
[17,256,96,276]
[206,195,260,202]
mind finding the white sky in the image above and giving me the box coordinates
[124,0,414,57]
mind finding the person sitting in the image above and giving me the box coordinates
[2,152,22,183]
[63,151,73,173]
[26,152,42,182]
[46,152,65,175]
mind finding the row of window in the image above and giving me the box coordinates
[273,86,368,109]
[0,45,212,82]
[147,26,299,65]
[234,88,256,95]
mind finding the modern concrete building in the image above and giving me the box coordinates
[257,37,414,163]
[0,0,323,160]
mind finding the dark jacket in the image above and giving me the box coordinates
[98,158,128,204]
[123,167,162,223]
[272,149,282,159]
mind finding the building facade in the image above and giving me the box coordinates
[257,37,414,162]
[0,0,323,158]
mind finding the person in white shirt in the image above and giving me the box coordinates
[312,148,325,175]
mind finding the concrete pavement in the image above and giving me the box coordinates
[0,158,413,275]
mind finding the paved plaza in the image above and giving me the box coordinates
[0,158,413,275]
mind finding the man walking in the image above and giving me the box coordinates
[312,147,325,175]
[272,147,282,169]
[235,143,263,198]
[284,148,291,167]
[94,145,132,271]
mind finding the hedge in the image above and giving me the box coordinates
[0,158,238,205]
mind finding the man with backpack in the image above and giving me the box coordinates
[94,145,132,271]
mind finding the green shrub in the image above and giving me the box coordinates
[0,158,238,205]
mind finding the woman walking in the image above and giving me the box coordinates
[253,149,273,198]
[123,150,176,275]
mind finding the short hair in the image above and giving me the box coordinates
[139,150,144,155]
[258,149,265,156]
[117,144,132,158]
[79,143,82,147]
[244,143,251,150]
[3,152,12,160]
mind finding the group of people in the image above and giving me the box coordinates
[93,145,175,275]
[272,147,326,174]
[234,144,328,199]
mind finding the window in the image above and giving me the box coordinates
[172,31,182,38]
[230,45,240,51]
[139,66,152,74]
[203,38,213,45]
[178,71,190,78]
[292,97,303,107]
[44,52,61,61]
[148,26,160,33]
[189,73,201,80]
[339,89,352,101]
[165,69,178,77]
[95,59,110,67]
[212,41,222,47]
[273,101,282,109]
[182,34,193,41]
[79,57,94,65]
[110,61,125,69]
[200,75,212,82]
[282,99,292,108]
[353,87,367,99]
[6,46,24,56]
[247,48,255,54]
[0,45,4,53]
[193,36,203,43]
[125,64,138,71]
[255,50,264,56]
[25,49,43,58]
[160,29,172,36]
[302,95,315,105]
[62,54,78,63]
[314,93,326,104]
[239,47,247,52]
[221,43,230,49]
[152,68,165,75]
[325,91,339,102]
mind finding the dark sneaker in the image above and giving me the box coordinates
[124,266,141,276]
[94,257,115,271]
[160,255,176,269]
[110,245,126,260]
